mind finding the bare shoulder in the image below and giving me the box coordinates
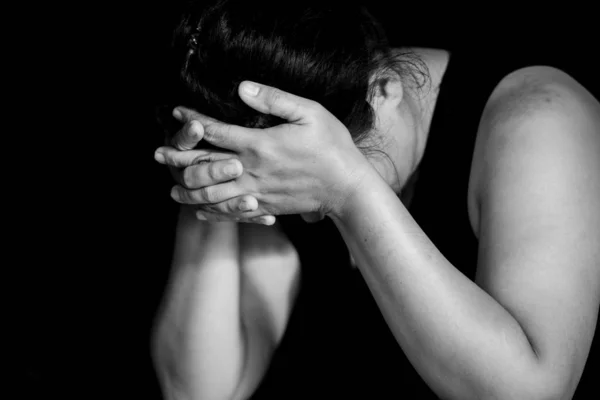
[487,66,598,125]
[467,65,600,235]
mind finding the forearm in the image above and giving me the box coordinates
[332,175,551,400]
[153,207,244,400]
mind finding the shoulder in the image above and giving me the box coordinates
[481,65,599,131]
[467,65,600,235]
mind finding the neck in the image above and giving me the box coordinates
[400,47,449,178]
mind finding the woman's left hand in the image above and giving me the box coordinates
[155,81,374,223]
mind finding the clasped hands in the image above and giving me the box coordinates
[155,81,374,224]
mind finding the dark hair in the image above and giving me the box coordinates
[159,0,428,149]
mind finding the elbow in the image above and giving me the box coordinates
[152,335,189,400]
[522,366,578,400]
[481,373,574,400]
[154,362,242,400]
[152,331,248,400]
[530,378,574,400]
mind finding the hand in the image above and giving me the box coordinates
[158,81,373,222]
[155,110,276,224]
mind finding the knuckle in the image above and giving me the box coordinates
[182,167,196,188]
[225,199,238,214]
[166,154,180,168]
[208,162,221,181]
[184,120,196,136]
[170,153,186,168]
[213,202,232,215]
[268,90,283,111]
[271,89,283,101]
[161,149,175,164]
[174,122,196,149]
[173,134,186,150]
[216,204,240,220]
[292,102,304,119]
[182,189,195,204]
[195,187,208,203]
[191,153,209,165]
[246,135,264,154]
[308,101,325,116]
[201,127,214,144]
[197,186,215,203]
[238,196,255,212]
[222,124,235,142]
[188,120,203,139]
[198,204,216,214]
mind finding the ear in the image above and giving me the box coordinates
[369,71,404,108]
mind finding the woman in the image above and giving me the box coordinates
[151,1,600,399]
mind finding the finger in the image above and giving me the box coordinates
[196,211,276,226]
[174,106,257,152]
[170,182,245,205]
[173,106,215,124]
[194,212,241,223]
[238,81,316,123]
[155,146,235,168]
[194,195,276,224]
[249,215,277,226]
[181,159,243,189]
[171,118,204,151]
[196,195,259,215]
[196,211,239,222]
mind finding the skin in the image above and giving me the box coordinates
[153,49,600,400]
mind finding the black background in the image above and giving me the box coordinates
[20,2,599,399]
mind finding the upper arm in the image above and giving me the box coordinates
[470,66,600,395]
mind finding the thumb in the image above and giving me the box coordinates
[238,81,314,123]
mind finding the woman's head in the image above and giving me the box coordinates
[162,0,428,153]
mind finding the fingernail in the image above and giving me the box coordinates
[239,200,253,211]
[154,152,165,163]
[224,161,241,177]
[170,187,178,199]
[172,108,183,120]
[242,82,259,96]
[196,212,207,221]
[259,216,275,225]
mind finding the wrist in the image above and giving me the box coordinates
[179,206,239,247]
[328,164,386,222]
